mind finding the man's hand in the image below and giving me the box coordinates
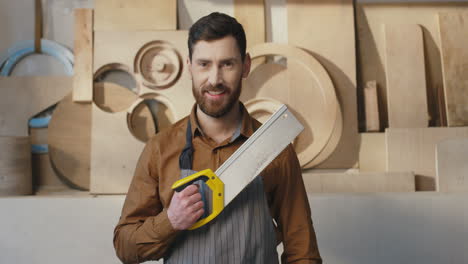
[167,184,205,230]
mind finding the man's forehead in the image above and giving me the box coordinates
[191,36,242,60]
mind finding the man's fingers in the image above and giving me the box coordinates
[179,184,199,196]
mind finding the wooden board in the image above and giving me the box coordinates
[287,0,359,168]
[234,0,265,49]
[356,3,468,128]
[0,136,32,196]
[364,81,380,132]
[386,127,468,191]
[302,170,415,193]
[242,44,340,167]
[48,92,91,190]
[359,132,386,172]
[234,0,265,67]
[436,138,468,192]
[72,9,94,103]
[94,30,193,121]
[438,11,468,127]
[0,77,72,137]
[94,0,176,31]
[383,24,429,128]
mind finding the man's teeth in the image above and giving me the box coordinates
[207,90,224,95]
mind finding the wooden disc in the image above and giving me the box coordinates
[243,43,340,166]
[48,92,92,190]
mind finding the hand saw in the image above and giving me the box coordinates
[171,104,303,230]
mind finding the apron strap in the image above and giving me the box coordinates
[178,118,209,217]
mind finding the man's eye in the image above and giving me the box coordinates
[223,62,233,67]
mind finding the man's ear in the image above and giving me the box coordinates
[242,53,251,78]
[186,57,192,79]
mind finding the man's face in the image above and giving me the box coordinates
[188,35,250,118]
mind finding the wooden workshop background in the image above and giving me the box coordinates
[1,0,468,263]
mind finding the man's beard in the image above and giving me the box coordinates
[192,82,242,118]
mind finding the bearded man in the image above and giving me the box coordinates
[113,12,322,264]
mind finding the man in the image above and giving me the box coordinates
[114,12,322,264]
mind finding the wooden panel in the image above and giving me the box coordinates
[302,170,415,193]
[288,0,359,168]
[364,81,380,132]
[0,77,72,137]
[234,0,265,67]
[356,3,468,128]
[384,24,429,128]
[438,11,468,127]
[72,9,94,102]
[386,127,468,191]
[234,0,265,49]
[90,89,146,194]
[48,92,91,190]
[94,30,193,121]
[94,0,176,31]
[436,138,468,192]
[0,136,32,196]
[359,132,386,172]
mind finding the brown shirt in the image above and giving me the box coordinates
[113,104,322,264]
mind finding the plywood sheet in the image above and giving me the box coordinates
[90,108,145,194]
[94,30,193,121]
[94,0,176,31]
[364,81,380,132]
[0,77,72,137]
[356,3,468,128]
[436,138,468,192]
[359,132,386,172]
[438,11,468,127]
[302,170,415,193]
[386,127,468,191]
[288,0,359,168]
[383,24,428,128]
[48,92,91,190]
[72,9,94,102]
[234,0,265,67]
[0,136,32,196]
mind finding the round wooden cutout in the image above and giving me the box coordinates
[243,43,341,167]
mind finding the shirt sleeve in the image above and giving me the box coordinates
[264,144,322,264]
[113,139,180,263]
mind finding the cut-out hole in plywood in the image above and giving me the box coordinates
[127,93,175,142]
[94,63,138,93]
[94,30,193,121]
[93,82,138,113]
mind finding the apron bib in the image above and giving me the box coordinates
[164,120,278,264]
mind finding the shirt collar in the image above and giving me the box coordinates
[189,102,255,141]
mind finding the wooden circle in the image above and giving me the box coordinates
[48,92,91,190]
[134,41,182,89]
[0,136,32,196]
[244,43,340,166]
[244,97,282,124]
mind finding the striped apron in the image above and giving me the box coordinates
[164,120,278,264]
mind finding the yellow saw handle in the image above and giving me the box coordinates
[171,169,224,230]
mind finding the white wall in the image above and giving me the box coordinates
[0,193,467,264]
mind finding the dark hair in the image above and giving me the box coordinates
[188,12,246,61]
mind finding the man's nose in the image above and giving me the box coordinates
[207,66,222,86]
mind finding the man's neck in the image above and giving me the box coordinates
[196,103,242,144]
